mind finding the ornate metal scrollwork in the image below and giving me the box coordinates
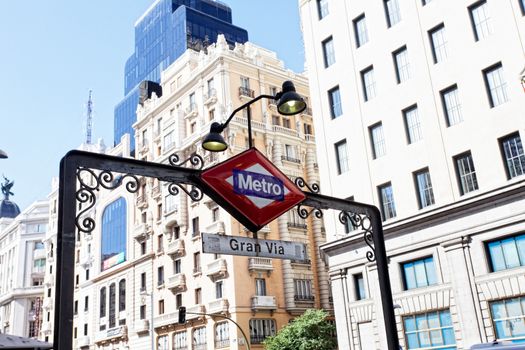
[296,203,323,219]
[169,152,204,170]
[339,211,376,262]
[294,177,320,193]
[75,168,140,234]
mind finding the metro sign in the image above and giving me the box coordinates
[201,148,306,231]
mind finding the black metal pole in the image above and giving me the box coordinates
[247,105,253,149]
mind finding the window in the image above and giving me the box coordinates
[100,198,127,271]
[304,123,313,135]
[402,257,437,290]
[469,1,492,41]
[208,109,215,121]
[164,194,177,213]
[140,272,146,292]
[212,207,220,222]
[240,76,250,89]
[84,296,89,311]
[109,283,116,328]
[158,335,169,350]
[84,324,88,336]
[140,305,146,320]
[272,115,280,126]
[322,36,336,68]
[158,266,164,286]
[74,300,78,315]
[422,0,432,5]
[335,139,349,175]
[393,46,410,83]
[403,310,456,349]
[414,168,435,209]
[490,296,525,342]
[174,259,182,274]
[483,63,509,107]
[174,331,187,350]
[317,0,329,19]
[140,241,146,255]
[370,123,386,159]
[250,319,276,344]
[207,78,215,97]
[500,133,525,179]
[189,92,196,111]
[282,117,291,129]
[454,152,478,195]
[192,217,200,237]
[521,0,525,15]
[157,234,163,252]
[194,252,201,274]
[328,86,343,119]
[28,321,36,338]
[429,24,447,64]
[255,278,266,296]
[215,322,230,348]
[158,299,164,315]
[119,279,126,312]
[216,281,223,299]
[361,66,376,101]
[193,326,207,349]
[294,279,314,301]
[384,0,401,27]
[100,287,106,317]
[378,183,397,220]
[353,14,369,48]
[354,274,367,300]
[487,233,525,272]
[195,288,202,304]
[176,294,182,308]
[163,131,175,151]
[403,105,422,144]
[441,85,463,126]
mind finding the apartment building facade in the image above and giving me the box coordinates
[0,200,49,339]
[299,0,525,349]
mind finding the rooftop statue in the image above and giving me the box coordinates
[1,175,14,200]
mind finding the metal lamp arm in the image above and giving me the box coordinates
[218,94,275,131]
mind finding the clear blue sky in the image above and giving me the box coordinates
[0,0,304,211]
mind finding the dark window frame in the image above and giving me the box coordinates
[360,65,375,102]
[428,23,446,64]
[353,13,367,48]
[453,151,478,195]
[334,139,348,175]
[482,61,505,108]
[498,132,525,179]
[439,84,460,127]
[322,36,335,68]
[392,45,409,84]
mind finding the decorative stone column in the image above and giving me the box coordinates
[329,269,354,350]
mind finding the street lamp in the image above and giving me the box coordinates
[0,149,7,159]
[202,80,306,152]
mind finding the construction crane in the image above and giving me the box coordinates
[85,90,93,144]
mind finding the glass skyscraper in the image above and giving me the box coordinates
[114,0,248,150]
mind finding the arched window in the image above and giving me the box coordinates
[119,279,126,311]
[99,287,106,317]
[101,198,127,271]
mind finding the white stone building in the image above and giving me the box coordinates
[0,200,49,339]
[299,0,525,349]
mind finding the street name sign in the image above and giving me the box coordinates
[202,232,307,261]
[200,148,306,231]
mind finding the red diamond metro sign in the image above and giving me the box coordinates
[200,148,306,231]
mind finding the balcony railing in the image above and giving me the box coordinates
[185,103,198,116]
[304,134,316,142]
[248,257,273,274]
[272,125,299,138]
[133,319,149,333]
[288,222,307,229]
[294,295,315,302]
[95,325,127,343]
[238,86,255,98]
[186,304,205,320]
[166,273,186,294]
[133,223,150,241]
[251,335,270,344]
[251,295,277,310]
[215,339,230,348]
[207,298,229,315]
[136,194,147,208]
[166,239,185,258]
[77,336,90,347]
[206,258,227,280]
[154,311,178,328]
[151,185,161,199]
[204,89,217,104]
[33,248,46,260]
[281,155,301,164]
[43,298,53,309]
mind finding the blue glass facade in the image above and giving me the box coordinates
[114,0,249,150]
[101,197,127,271]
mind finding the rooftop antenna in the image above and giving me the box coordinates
[85,90,93,144]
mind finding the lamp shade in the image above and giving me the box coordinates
[202,122,228,152]
[276,81,307,116]
[0,149,7,159]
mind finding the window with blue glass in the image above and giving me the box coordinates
[101,198,127,271]
[403,310,456,349]
[402,256,437,290]
[322,36,335,68]
[491,296,525,343]
[487,234,525,272]
[328,86,342,119]
[354,274,367,300]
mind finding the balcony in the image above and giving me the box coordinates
[272,125,299,138]
[44,273,54,287]
[33,248,46,260]
[166,273,186,294]
[41,321,52,334]
[77,336,90,348]
[163,204,179,223]
[133,223,151,241]
[238,86,255,99]
[151,185,161,199]
[204,89,217,105]
[205,220,225,234]
[134,319,150,334]
[208,298,229,315]
[43,297,53,309]
[136,194,147,209]
[154,311,178,328]
[281,155,301,164]
[294,295,315,302]
[80,253,92,268]
[288,222,307,230]
[184,104,198,118]
[251,295,277,311]
[304,134,315,143]
[166,239,185,258]
[95,325,127,343]
[206,258,228,280]
[248,257,273,275]
[186,304,205,320]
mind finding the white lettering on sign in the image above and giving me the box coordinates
[233,169,284,201]
[202,233,307,261]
